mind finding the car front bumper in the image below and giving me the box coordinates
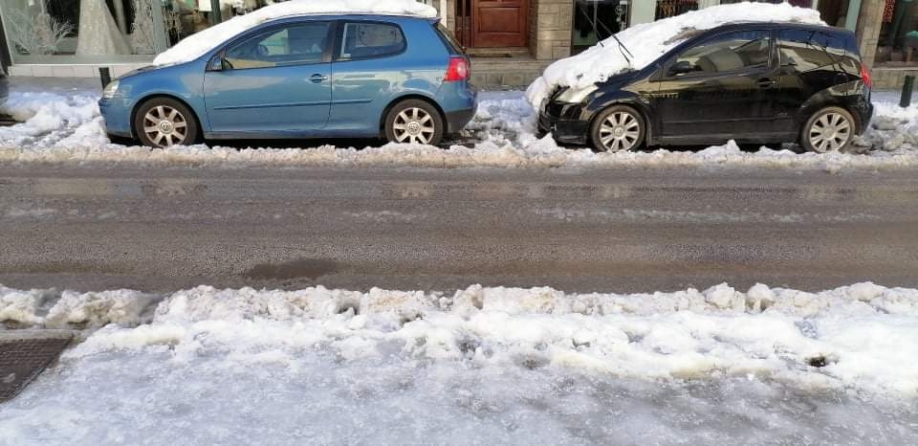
[537,101,590,145]
[98,96,134,138]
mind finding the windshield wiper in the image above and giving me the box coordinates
[576,5,633,69]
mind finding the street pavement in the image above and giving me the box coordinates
[1,163,916,293]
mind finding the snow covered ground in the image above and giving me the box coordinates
[0,81,917,171]
[1,282,918,444]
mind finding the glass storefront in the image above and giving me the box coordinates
[572,0,628,54]
[875,0,918,66]
[0,0,271,65]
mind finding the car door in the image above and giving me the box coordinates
[652,29,781,141]
[203,21,335,136]
[326,20,410,134]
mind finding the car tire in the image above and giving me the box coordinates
[133,97,199,148]
[384,99,444,146]
[800,106,855,153]
[590,105,646,152]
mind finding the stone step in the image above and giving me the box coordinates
[470,57,550,88]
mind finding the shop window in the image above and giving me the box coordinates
[875,0,918,66]
[656,0,698,20]
[0,0,267,64]
[572,0,628,54]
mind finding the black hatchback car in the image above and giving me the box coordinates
[538,23,873,153]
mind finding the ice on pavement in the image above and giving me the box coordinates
[153,0,437,66]
[526,3,824,107]
[1,86,918,170]
[2,282,918,444]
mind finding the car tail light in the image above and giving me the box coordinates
[860,64,872,90]
[445,56,470,82]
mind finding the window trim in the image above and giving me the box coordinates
[332,20,408,63]
[661,28,774,80]
[207,20,337,72]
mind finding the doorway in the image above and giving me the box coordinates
[454,0,529,48]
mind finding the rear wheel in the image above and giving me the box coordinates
[384,99,444,146]
[800,106,855,153]
[590,105,645,152]
[133,97,199,148]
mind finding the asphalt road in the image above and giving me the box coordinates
[1,164,917,293]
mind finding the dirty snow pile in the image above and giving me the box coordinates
[2,282,918,443]
[153,0,437,66]
[3,87,918,170]
[526,3,825,106]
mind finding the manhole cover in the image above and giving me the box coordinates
[0,332,73,403]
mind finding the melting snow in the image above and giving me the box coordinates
[1,282,918,443]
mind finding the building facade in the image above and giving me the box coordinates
[0,0,915,89]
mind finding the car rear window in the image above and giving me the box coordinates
[339,22,406,61]
[778,29,851,72]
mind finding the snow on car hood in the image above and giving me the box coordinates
[525,2,825,107]
[152,0,437,67]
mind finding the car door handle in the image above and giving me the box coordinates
[757,78,776,89]
[310,74,328,83]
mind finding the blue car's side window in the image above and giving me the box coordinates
[225,22,331,70]
[338,22,406,62]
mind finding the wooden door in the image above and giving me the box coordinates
[472,0,529,48]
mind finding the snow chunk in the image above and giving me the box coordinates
[153,0,437,66]
[526,3,825,106]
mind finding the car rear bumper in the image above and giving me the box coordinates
[853,98,874,135]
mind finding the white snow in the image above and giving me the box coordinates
[2,282,918,443]
[526,3,825,107]
[1,84,918,170]
[152,0,437,66]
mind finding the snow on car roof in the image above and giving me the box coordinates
[525,2,826,107]
[152,0,437,67]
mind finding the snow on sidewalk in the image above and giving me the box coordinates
[1,281,918,444]
[1,86,917,171]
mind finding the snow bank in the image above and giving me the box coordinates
[3,281,918,443]
[2,88,918,170]
[526,3,824,107]
[4,281,918,397]
[153,0,437,66]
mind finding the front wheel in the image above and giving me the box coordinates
[133,98,199,148]
[800,106,855,153]
[384,100,444,146]
[590,105,646,152]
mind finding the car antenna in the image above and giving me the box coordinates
[577,5,633,68]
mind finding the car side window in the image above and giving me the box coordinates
[778,29,845,72]
[224,22,330,70]
[673,30,771,76]
[339,22,406,61]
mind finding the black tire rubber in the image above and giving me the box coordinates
[133,97,200,148]
[383,99,445,146]
[799,106,856,153]
[589,105,646,152]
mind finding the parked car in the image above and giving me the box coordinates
[99,14,476,148]
[538,23,873,153]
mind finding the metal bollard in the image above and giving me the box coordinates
[901,75,915,108]
[99,67,111,89]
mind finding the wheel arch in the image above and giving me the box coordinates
[130,94,204,141]
[588,100,654,147]
[379,94,447,136]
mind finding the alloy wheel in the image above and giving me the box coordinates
[807,112,851,153]
[598,111,641,152]
[393,107,435,145]
[143,105,188,147]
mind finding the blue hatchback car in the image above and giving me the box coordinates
[99,14,477,148]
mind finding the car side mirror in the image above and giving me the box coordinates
[207,57,225,72]
[669,60,695,76]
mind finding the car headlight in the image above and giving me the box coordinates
[102,80,119,99]
[555,85,598,104]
